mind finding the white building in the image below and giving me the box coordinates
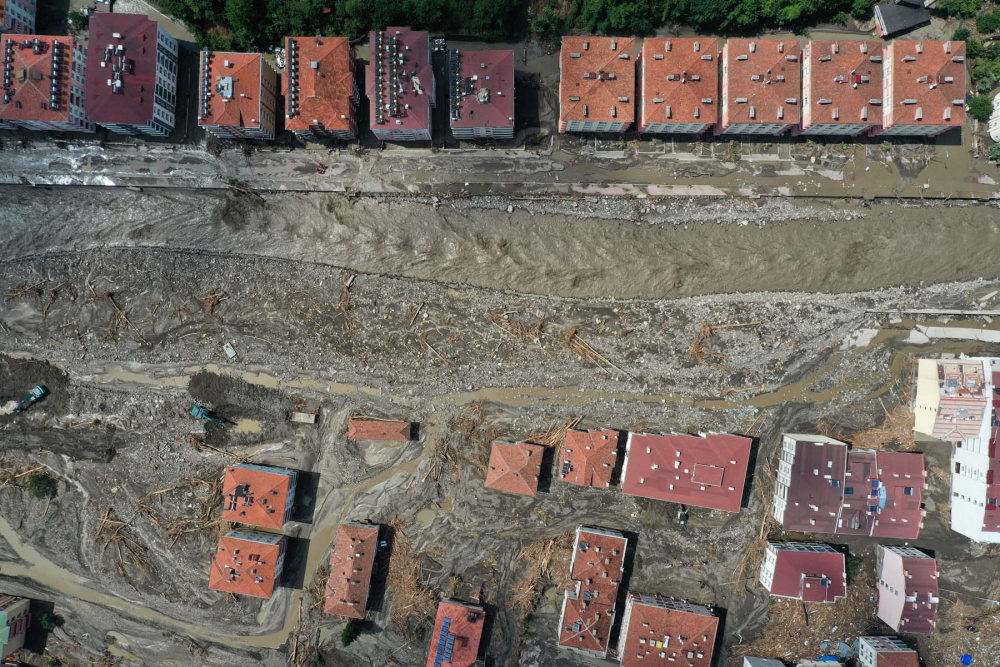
[858,636,919,667]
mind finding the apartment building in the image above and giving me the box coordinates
[0,0,36,35]
[616,593,718,667]
[639,38,717,134]
[876,544,939,634]
[85,13,178,136]
[858,636,919,667]
[0,35,94,132]
[559,36,635,133]
[426,599,486,667]
[208,529,287,599]
[367,27,434,142]
[759,541,846,603]
[882,40,966,137]
[801,40,883,136]
[449,48,514,140]
[284,36,358,140]
[719,39,801,135]
[325,522,379,618]
[560,429,619,488]
[221,463,297,530]
[0,595,30,660]
[198,51,278,140]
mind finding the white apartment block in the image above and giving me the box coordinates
[858,636,918,667]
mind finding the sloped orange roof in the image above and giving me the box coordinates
[348,419,412,441]
[619,593,718,667]
[641,38,718,126]
[885,40,966,128]
[485,441,543,496]
[804,40,883,127]
[284,36,354,133]
[325,522,379,618]
[426,599,486,667]
[208,530,285,599]
[560,429,618,488]
[0,35,75,125]
[199,52,264,128]
[558,527,628,655]
[221,464,294,530]
[560,36,635,124]
[723,39,802,126]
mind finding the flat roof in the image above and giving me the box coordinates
[450,49,514,130]
[284,36,354,133]
[0,35,75,125]
[622,432,751,512]
[560,36,635,125]
[221,463,295,530]
[426,599,485,667]
[325,522,378,618]
[560,429,618,488]
[723,39,801,126]
[366,27,432,134]
[886,40,966,128]
[85,13,160,126]
[641,38,718,126]
[804,40,883,127]
[485,440,542,496]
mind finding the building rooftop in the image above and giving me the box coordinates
[877,652,920,667]
[560,36,635,125]
[887,40,966,128]
[85,13,160,126]
[879,545,939,635]
[485,440,543,496]
[723,38,802,127]
[780,435,849,533]
[348,419,412,441]
[560,429,618,488]
[622,432,751,512]
[866,451,926,539]
[366,27,432,135]
[0,35,75,125]
[766,542,846,602]
[875,2,931,38]
[450,49,514,130]
[641,38,718,126]
[426,599,485,667]
[199,52,264,129]
[915,358,990,442]
[804,40,883,127]
[284,36,354,134]
[619,593,718,667]
[221,464,295,530]
[559,527,628,656]
[208,529,284,598]
[325,522,378,618]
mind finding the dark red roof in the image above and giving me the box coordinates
[766,543,846,602]
[425,599,485,667]
[366,27,432,134]
[878,652,920,667]
[325,523,378,618]
[348,419,412,441]
[450,49,514,130]
[0,35,75,125]
[558,527,627,655]
[618,593,718,667]
[780,437,848,533]
[85,13,160,126]
[560,429,618,488]
[871,452,926,539]
[484,440,542,496]
[621,433,751,512]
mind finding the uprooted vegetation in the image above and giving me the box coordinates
[924,599,1000,665]
[448,401,511,472]
[386,518,438,640]
[138,476,226,546]
[509,533,575,621]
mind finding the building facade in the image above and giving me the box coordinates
[719,39,801,135]
[858,635,919,667]
[0,0,36,35]
[616,592,718,667]
[876,545,939,634]
[0,35,94,132]
[85,14,178,136]
[367,27,434,142]
[882,40,966,137]
[449,49,514,140]
[0,595,30,660]
[559,36,635,133]
[801,40,883,136]
[758,541,846,603]
[199,51,278,140]
[639,38,718,134]
[284,36,358,140]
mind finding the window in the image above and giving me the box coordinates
[844,486,854,495]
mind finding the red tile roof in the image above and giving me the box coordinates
[325,522,378,618]
[366,27,432,135]
[284,36,355,134]
[208,530,285,599]
[222,464,295,530]
[558,527,628,656]
[425,599,485,667]
[450,49,514,130]
[869,451,926,539]
[485,440,542,496]
[618,593,718,667]
[877,653,920,667]
[85,13,161,126]
[803,40,883,129]
[722,39,801,127]
[640,38,718,128]
[560,429,618,488]
[199,52,266,129]
[0,35,75,125]
[780,436,848,533]
[884,40,966,129]
[765,543,846,602]
[560,36,635,125]
[348,419,412,441]
[622,433,751,512]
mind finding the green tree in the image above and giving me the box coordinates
[989,143,1000,163]
[969,94,995,121]
[953,26,972,41]
[845,554,863,583]
[470,0,519,41]
[935,0,984,18]
[341,618,362,647]
[977,9,1000,33]
[225,0,265,50]
[851,0,877,19]
[39,614,57,631]
[24,473,54,500]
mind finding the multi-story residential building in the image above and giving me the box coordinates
[485,440,543,497]
[882,40,966,137]
[801,40,883,136]
[221,463,297,530]
[208,528,287,599]
[559,36,635,133]
[758,541,846,603]
[874,2,931,38]
[913,356,1000,542]
[367,27,434,142]
[616,592,719,667]
[876,544,939,634]
[0,35,94,132]
[449,48,514,140]
[559,429,619,488]
[621,432,752,512]
[325,522,379,618]
[773,434,926,538]
[426,598,486,667]
[719,39,801,135]
[558,526,628,659]
[0,0,36,35]
[198,51,277,140]
[638,38,717,135]
[858,635,919,667]
[85,13,178,136]
[0,595,30,660]
[284,36,358,140]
